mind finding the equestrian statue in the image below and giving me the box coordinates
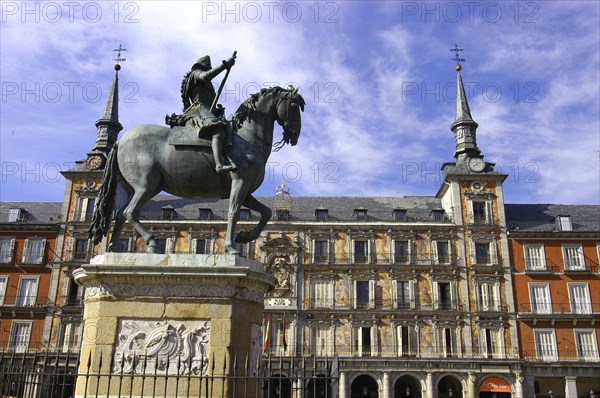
[88,51,305,254]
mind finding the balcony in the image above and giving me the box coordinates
[523,258,561,274]
[518,302,599,318]
[563,256,599,273]
[523,350,600,363]
[0,295,50,312]
[475,300,508,313]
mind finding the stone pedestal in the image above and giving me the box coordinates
[73,253,275,398]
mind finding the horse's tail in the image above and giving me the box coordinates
[88,143,120,245]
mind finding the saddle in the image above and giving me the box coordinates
[167,125,212,147]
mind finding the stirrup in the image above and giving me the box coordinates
[216,164,236,173]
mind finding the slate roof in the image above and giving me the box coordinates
[0,202,62,224]
[505,204,600,232]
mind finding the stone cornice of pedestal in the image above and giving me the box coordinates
[73,253,276,303]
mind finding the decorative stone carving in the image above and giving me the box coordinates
[114,320,210,375]
[272,256,290,290]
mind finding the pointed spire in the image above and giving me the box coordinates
[448,45,480,160]
[91,45,126,154]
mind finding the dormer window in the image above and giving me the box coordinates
[8,208,25,223]
[315,209,328,221]
[198,208,213,220]
[276,210,289,221]
[354,209,367,221]
[432,210,445,222]
[556,215,572,231]
[239,209,251,221]
[393,209,407,222]
[161,206,176,220]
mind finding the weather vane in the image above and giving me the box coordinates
[112,44,127,71]
[449,44,465,71]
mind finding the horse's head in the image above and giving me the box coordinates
[276,86,305,146]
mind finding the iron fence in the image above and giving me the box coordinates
[0,349,339,398]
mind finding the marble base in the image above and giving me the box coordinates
[73,253,275,397]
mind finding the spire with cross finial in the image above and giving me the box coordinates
[449,45,481,161]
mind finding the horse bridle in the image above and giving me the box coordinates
[273,90,301,152]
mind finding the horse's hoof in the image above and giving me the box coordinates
[225,245,240,255]
[235,231,249,243]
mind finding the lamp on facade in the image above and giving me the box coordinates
[590,390,597,398]
[405,386,411,396]
[549,390,554,398]
[448,387,453,397]
[363,386,368,396]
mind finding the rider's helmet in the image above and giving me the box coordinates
[192,56,212,71]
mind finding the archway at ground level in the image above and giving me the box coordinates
[437,375,462,398]
[263,376,292,398]
[394,375,422,398]
[479,376,511,398]
[306,375,332,398]
[351,374,379,398]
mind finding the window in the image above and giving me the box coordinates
[397,325,417,357]
[468,200,492,224]
[480,328,503,358]
[17,277,38,306]
[198,208,213,220]
[235,242,247,257]
[439,327,458,358]
[477,283,499,311]
[161,206,176,220]
[433,241,450,264]
[276,210,289,220]
[116,239,130,253]
[315,209,328,221]
[77,198,95,222]
[355,326,375,357]
[58,322,82,353]
[393,209,407,221]
[195,239,207,254]
[556,215,572,231]
[563,244,585,270]
[534,329,557,361]
[73,239,88,260]
[154,239,167,254]
[0,238,15,263]
[0,276,7,306]
[312,280,332,308]
[22,238,45,263]
[472,202,487,223]
[313,240,328,263]
[529,283,552,314]
[239,209,251,221]
[66,278,82,306]
[9,321,32,353]
[394,240,409,263]
[315,325,332,356]
[395,281,413,309]
[8,208,23,222]
[354,209,367,221]
[432,210,445,222]
[355,281,370,309]
[475,243,491,265]
[434,282,454,310]
[575,330,599,361]
[568,283,592,314]
[524,244,546,270]
[354,240,368,263]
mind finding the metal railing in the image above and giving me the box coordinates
[518,302,600,315]
[308,299,462,311]
[0,349,339,398]
[0,295,49,307]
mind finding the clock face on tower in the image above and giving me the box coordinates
[85,154,104,170]
[469,157,485,172]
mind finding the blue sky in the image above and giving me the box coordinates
[1,1,599,204]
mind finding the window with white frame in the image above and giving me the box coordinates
[354,325,376,357]
[77,197,96,222]
[9,321,32,353]
[475,242,491,265]
[73,239,88,260]
[58,322,82,352]
[17,277,39,306]
[0,276,7,306]
[313,240,328,263]
[556,216,572,231]
[568,283,592,314]
[353,280,374,309]
[534,329,558,361]
[529,283,552,314]
[0,238,15,263]
[481,327,504,358]
[397,325,418,357]
[468,200,492,224]
[438,326,459,358]
[394,240,410,263]
[353,240,369,263]
[393,280,415,309]
[433,281,454,310]
[193,238,207,254]
[524,244,546,270]
[432,240,451,264]
[312,280,333,308]
[22,238,45,264]
[314,324,333,356]
[575,329,599,361]
[235,242,247,257]
[477,282,500,311]
[562,244,585,270]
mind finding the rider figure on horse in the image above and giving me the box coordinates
[180,54,237,173]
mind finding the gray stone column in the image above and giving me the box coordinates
[523,374,535,398]
[339,372,347,398]
[426,372,435,398]
[466,372,476,398]
[565,376,577,398]
[382,372,391,398]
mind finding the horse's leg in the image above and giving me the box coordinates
[122,186,160,253]
[225,179,250,255]
[235,194,272,244]
[108,184,134,252]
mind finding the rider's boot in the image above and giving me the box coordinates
[212,134,236,173]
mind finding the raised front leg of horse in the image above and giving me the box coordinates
[225,178,251,254]
[235,194,272,244]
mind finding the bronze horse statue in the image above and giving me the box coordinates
[89,86,305,254]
